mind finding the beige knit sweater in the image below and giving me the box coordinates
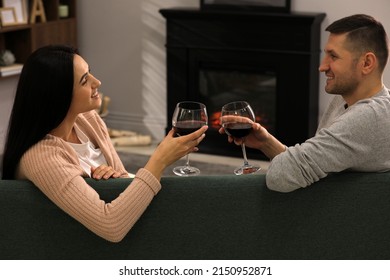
[16,110,161,242]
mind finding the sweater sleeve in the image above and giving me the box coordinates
[266,101,385,192]
[18,138,161,242]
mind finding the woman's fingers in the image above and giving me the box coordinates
[91,165,121,180]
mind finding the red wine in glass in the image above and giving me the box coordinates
[223,123,253,138]
[221,101,260,175]
[174,120,206,136]
[172,102,208,176]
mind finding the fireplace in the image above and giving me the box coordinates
[160,8,325,159]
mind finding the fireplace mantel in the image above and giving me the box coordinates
[160,8,325,52]
[160,8,326,159]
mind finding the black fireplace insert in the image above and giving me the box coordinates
[160,8,326,159]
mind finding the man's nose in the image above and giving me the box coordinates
[318,57,329,72]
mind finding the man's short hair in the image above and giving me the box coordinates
[326,14,389,72]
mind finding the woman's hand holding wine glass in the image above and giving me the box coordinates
[172,101,208,176]
[145,121,207,180]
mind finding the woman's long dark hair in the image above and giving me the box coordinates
[1,45,78,179]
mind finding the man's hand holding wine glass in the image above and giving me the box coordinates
[219,113,285,160]
[220,101,260,175]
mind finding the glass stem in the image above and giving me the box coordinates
[185,154,190,168]
[241,143,249,166]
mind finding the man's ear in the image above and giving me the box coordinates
[361,52,377,74]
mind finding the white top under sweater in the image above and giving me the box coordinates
[68,126,108,177]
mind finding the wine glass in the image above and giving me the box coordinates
[221,101,260,175]
[172,101,208,176]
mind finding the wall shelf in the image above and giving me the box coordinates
[0,0,77,79]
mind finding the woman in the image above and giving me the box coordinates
[1,45,208,242]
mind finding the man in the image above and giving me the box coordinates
[220,14,390,192]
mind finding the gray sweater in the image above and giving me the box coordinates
[266,86,390,192]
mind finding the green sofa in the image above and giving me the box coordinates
[1,172,389,260]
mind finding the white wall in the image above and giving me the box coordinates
[76,0,199,140]
[1,0,390,153]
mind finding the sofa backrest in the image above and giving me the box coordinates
[1,172,390,259]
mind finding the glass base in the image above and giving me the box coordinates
[234,165,261,175]
[173,165,200,176]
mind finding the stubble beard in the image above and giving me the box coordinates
[325,78,359,96]
[325,68,359,96]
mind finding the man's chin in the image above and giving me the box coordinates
[324,84,339,95]
[324,86,333,94]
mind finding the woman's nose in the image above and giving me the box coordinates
[92,76,102,88]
